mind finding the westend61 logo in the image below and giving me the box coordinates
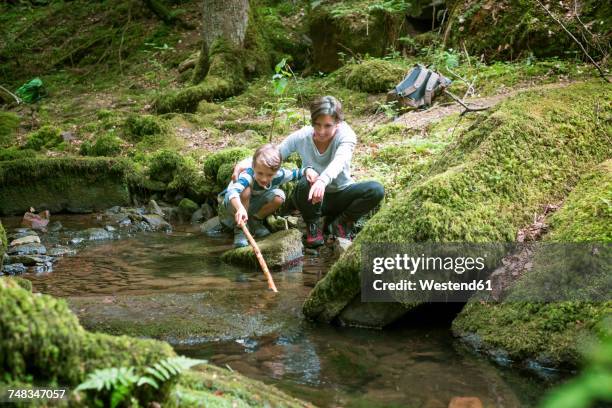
[361,243,610,303]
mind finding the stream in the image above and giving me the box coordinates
[3,214,561,407]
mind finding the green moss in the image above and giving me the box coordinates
[332,58,407,93]
[221,229,303,268]
[23,125,63,151]
[451,160,612,367]
[0,157,132,215]
[447,0,612,60]
[303,81,612,323]
[0,276,32,292]
[124,114,170,142]
[178,197,198,218]
[547,160,612,242]
[80,132,123,157]
[0,147,37,161]
[0,111,20,147]
[0,219,5,261]
[203,147,251,193]
[147,149,185,184]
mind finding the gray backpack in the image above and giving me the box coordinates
[391,64,452,108]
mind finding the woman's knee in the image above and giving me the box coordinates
[366,181,385,202]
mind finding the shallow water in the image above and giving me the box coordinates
[4,215,556,407]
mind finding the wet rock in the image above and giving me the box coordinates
[333,237,352,257]
[448,397,483,408]
[8,243,47,256]
[69,237,85,246]
[33,262,53,274]
[190,208,205,224]
[201,216,228,237]
[2,263,28,275]
[178,198,198,222]
[48,221,63,232]
[61,131,76,142]
[8,229,38,241]
[118,216,132,227]
[142,214,172,232]
[10,235,41,247]
[285,216,299,229]
[104,225,116,232]
[6,254,53,266]
[221,229,303,268]
[147,200,164,217]
[201,203,215,221]
[266,215,288,232]
[22,210,50,231]
[47,246,76,257]
[337,297,410,329]
[304,248,319,256]
[105,206,122,215]
[78,228,114,241]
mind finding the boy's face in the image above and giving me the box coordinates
[253,162,276,188]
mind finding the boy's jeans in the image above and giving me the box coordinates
[219,188,286,229]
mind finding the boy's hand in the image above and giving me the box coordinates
[235,207,248,226]
[305,168,319,185]
[308,179,326,204]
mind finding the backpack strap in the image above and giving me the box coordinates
[424,72,440,106]
[396,64,430,97]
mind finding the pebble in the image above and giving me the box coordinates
[2,263,28,275]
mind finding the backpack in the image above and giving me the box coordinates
[389,64,452,108]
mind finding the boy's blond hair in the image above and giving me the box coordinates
[253,144,281,171]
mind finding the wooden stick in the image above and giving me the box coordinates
[240,223,278,293]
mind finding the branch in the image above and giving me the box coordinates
[0,85,22,105]
[534,0,609,83]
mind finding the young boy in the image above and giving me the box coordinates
[221,144,316,248]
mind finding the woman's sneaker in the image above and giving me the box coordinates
[330,216,353,239]
[305,220,324,248]
[248,217,270,238]
[233,226,248,248]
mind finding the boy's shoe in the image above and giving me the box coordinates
[249,217,270,238]
[305,219,324,248]
[330,216,354,239]
[233,226,248,248]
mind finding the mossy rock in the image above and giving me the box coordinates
[452,160,612,367]
[23,125,63,151]
[446,0,612,60]
[124,114,170,142]
[80,132,123,157]
[148,149,185,184]
[221,229,303,269]
[203,147,251,193]
[0,147,37,161]
[178,197,198,219]
[303,81,612,324]
[0,275,310,407]
[0,111,20,148]
[0,157,132,215]
[333,58,407,93]
[308,1,408,72]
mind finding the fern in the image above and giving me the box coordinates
[76,356,206,406]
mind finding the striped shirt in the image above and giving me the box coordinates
[224,167,308,201]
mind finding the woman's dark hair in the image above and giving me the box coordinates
[310,95,344,124]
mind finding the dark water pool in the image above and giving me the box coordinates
[3,215,558,407]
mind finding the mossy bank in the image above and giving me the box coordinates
[303,81,611,340]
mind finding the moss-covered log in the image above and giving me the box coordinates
[0,157,132,216]
[452,160,612,367]
[303,81,612,324]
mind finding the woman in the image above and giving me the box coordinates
[233,96,384,248]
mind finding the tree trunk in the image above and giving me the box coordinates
[192,0,249,83]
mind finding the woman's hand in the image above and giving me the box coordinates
[232,162,248,182]
[305,168,319,184]
[308,179,326,204]
[235,207,248,226]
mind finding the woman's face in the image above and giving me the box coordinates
[312,114,338,143]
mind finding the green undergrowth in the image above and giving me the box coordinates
[0,220,6,261]
[303,80,612,323]
[0,111,20,147]
[332,58,409,93]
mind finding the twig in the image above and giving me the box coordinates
[0,85,22,105]
[438,9,448,36]
[534,0,609,82]
[240,223,278,293]
[443,89,488,116]
[462,41,472,68]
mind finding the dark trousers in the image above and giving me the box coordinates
[290,178,385,223]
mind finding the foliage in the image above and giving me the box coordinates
[264,58,304,140]
[23,125,63,150]
[147,149,185,183]
[124,114,170,143]
[0,147,37,161]
[332,58,407,93]
[75,356,206,408]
